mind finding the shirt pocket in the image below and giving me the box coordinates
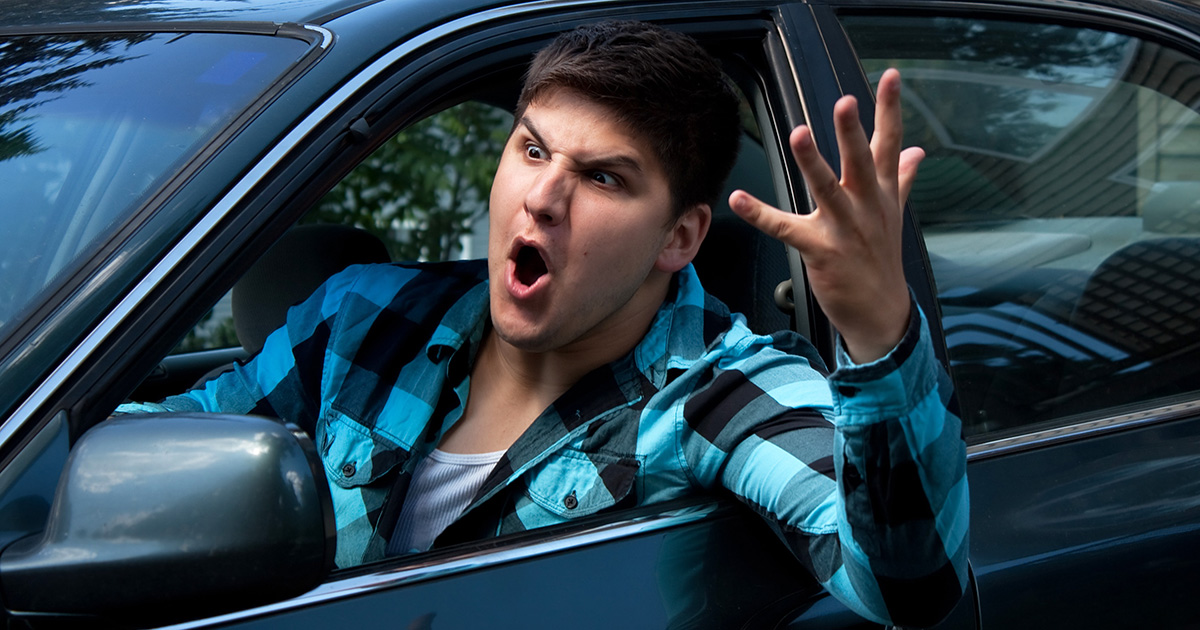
[524,448,642,518]
[317,410,408,489]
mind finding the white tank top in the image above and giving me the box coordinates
[388,448,504,555]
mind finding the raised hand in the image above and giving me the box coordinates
[729,69,923,363]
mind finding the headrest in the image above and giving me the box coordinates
[232,224,390,354]
[692,216,791,334]
[691,132,792,334]
[1072,237,1200,353]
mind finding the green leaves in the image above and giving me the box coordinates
[309,102,513,262]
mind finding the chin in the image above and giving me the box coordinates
[491,320,561,354]
[488,285,566,353]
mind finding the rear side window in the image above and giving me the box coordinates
[0,31,308,340]
[843,15,1200,438]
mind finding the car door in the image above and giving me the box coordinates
[166,5,846,629]
[0,1,980,628]
[826,1,1200,627]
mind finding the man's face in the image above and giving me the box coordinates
[487,88,681,355]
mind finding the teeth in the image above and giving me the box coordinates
[515,246,547,287]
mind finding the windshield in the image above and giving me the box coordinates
[0,30,308,336]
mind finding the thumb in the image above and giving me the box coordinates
[728,190,811,251]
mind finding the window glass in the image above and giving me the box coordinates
[843,15,1200,437]
[0,31,308,339]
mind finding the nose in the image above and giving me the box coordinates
[524,162,570,226]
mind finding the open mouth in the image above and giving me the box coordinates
[514,245,548,287]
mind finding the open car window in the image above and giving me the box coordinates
[843,14,1200,439]
[171,101,513,355]
[196,59,784,566]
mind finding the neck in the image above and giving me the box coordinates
[483,279,669,401]
[442,275,671,454]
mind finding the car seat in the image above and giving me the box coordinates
[691,133,793,335]
[1054,237,1200,415]
[231,223,391,354]
[191,223,391,387]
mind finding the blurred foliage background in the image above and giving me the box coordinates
[307,101,512,262]
[176,101,512,352]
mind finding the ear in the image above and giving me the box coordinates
[655,203,711,273]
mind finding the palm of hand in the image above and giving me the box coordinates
[729,68,920,363]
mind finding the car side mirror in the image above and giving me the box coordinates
[0,413,335,625]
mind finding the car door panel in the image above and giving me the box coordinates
[968,416,1200,628]
[188,505,826,630]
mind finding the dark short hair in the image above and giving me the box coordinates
[516,21,742,218]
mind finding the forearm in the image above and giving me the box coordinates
[115,360,272,416]
[827,300,969,625]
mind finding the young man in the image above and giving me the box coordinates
[120,21,967,626]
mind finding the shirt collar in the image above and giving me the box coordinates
[425,280,490,364]
[635,263,731,389]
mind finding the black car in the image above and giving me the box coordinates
[1,0,1199,627]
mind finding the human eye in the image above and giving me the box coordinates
[589,171,618,186]
[524,143,545,160]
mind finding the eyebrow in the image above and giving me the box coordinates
[519,115,645,175]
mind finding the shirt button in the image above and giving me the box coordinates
[342,462,356,477]
[563,492,578,510]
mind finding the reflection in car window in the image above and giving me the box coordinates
[0,32,307,340]
[844,15,1200,437]
[173,102,514,353]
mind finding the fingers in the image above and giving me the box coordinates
[898,146,925,208]
[788,124,845,219]
[832,95,877,193]
[728,189,809,250]
[731,68,922,254]
[870,69,904,199]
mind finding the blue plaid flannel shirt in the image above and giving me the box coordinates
[119,260,968,625]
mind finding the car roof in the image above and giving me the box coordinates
[0,0,481,29]
[5,0,1200,43]
[5,0,1200,28]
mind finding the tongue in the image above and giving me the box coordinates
[515,246,547,286]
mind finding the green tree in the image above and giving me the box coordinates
[309,102,513,261]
